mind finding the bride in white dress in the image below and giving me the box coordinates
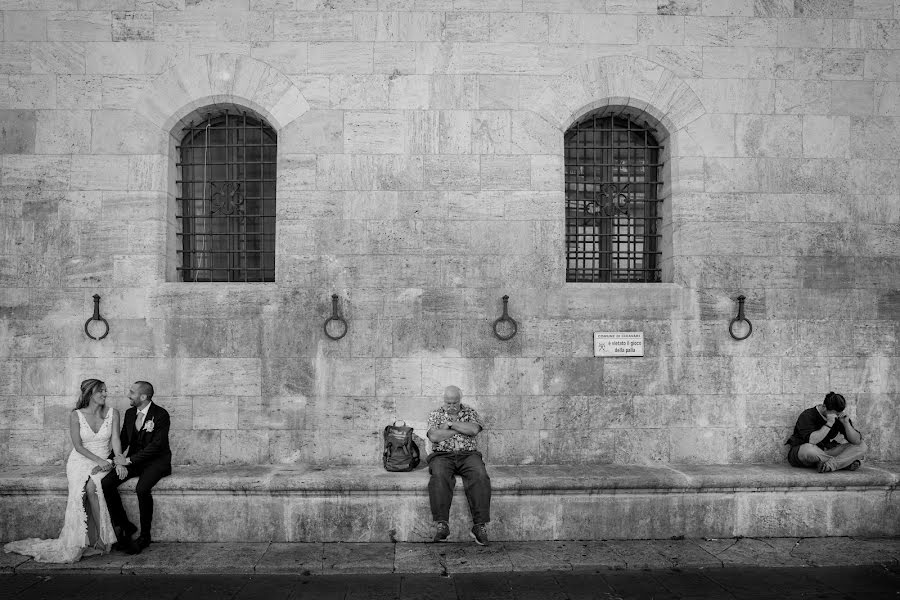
[4,379,126,563]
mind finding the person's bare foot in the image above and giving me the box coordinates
[847,460,861,471]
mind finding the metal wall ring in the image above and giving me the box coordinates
[492,295,518,341]
[729,295,752,341]
[324,294,348,341]
[84,294,110,340]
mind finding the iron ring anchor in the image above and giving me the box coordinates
[324,294,348,341]
[492,295,518,341]
[728,294,752,341]
[84,294,110,340]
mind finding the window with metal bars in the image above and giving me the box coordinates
[176,110,277,282]
[565,110,663,283]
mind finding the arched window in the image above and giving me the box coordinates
[565,110,662,283]
[176,110,276,282]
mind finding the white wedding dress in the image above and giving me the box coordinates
[4,409,117,563]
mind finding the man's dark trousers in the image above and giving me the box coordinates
[427,451,491,525]
[101,460,170,537]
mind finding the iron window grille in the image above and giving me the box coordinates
[176,110,277,282]
[565,110,663,283]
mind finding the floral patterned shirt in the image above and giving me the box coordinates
[427,403,484,453]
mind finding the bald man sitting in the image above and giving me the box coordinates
[426,385,492,546]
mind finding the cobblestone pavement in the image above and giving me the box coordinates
[1,566,899,599]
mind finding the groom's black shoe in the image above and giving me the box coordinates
[136,535,152,551]
[112,527,141,555]
[123,522,138,538]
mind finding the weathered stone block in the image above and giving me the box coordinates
[112,10,154,41]
[549,14,637,44]
[55,74,102,108]
[703,47,776,78]
[777,18,832,47]
[735,114,802,157]
[831,80,874,115]
[6,430,65,465]
[0,110,36,154]
[442,11,489,42]
[374,42,416,74]
[0,43,31,74]
[47,11,111,41]
[85,42,182,75]
[480,155,530,190]
[221,430,269,464]
[192,396,239,430]
[239,396,307,430]
[375,358,422,396]
[5,74,56,109]
[308,42,372,73]
[491,13,548,43]
[3,11,46,42]
[170,429,221,465]
[344,111,406,153]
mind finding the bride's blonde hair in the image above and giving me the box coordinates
[74,379,105,411]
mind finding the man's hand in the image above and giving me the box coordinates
[114,455,129,466]
[440,422,453,430]
[825,413,837,427]
[115,465,128,480]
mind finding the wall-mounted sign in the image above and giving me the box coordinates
[594,332,644,357]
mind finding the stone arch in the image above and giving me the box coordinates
[531,55,706,143]
[534,55,707,285]
[136,53,310,134]
[133,53,309,282]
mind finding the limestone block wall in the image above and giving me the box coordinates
[0,0,897,468]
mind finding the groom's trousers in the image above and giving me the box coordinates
[101,459,171,538]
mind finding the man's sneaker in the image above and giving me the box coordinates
[470,523,489,546]
[848,460,861,471]
[433,521,450,542]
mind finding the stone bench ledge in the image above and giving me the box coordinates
[1,463,897,495]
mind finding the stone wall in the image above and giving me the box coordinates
[1,0,897,468]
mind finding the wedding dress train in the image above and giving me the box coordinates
[4,409,117,563]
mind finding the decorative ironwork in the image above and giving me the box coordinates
[492,295,518,341]
[565,109,663,283]
[729,295,753,340]
[84,294,109,340]
[324,294,348,341]
[208,181,245,216]
[176,110,276,282]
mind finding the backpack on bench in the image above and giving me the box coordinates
[383,421,420,472]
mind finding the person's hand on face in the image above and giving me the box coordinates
[825,411,838,427]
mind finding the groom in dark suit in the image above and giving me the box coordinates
[102,381,171,554]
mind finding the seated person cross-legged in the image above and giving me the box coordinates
[785,391,867,473]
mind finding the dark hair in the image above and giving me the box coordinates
[75,379,105,411]
[824,391,846,412]
[135,381,154,401]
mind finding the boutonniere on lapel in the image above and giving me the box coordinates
[143,419,155,433]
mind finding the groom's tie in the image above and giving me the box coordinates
[135,411,145,433]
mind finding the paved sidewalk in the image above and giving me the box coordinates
[2,537,898,576]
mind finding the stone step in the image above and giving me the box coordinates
[1,463,897,543]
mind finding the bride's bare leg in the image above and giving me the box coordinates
[84,478,101,546]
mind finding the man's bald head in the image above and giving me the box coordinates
[444,385,461,400]
[135,381,154,401]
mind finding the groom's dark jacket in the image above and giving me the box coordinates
[121,402,172,472]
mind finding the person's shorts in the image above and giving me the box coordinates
[787,444,810,468]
